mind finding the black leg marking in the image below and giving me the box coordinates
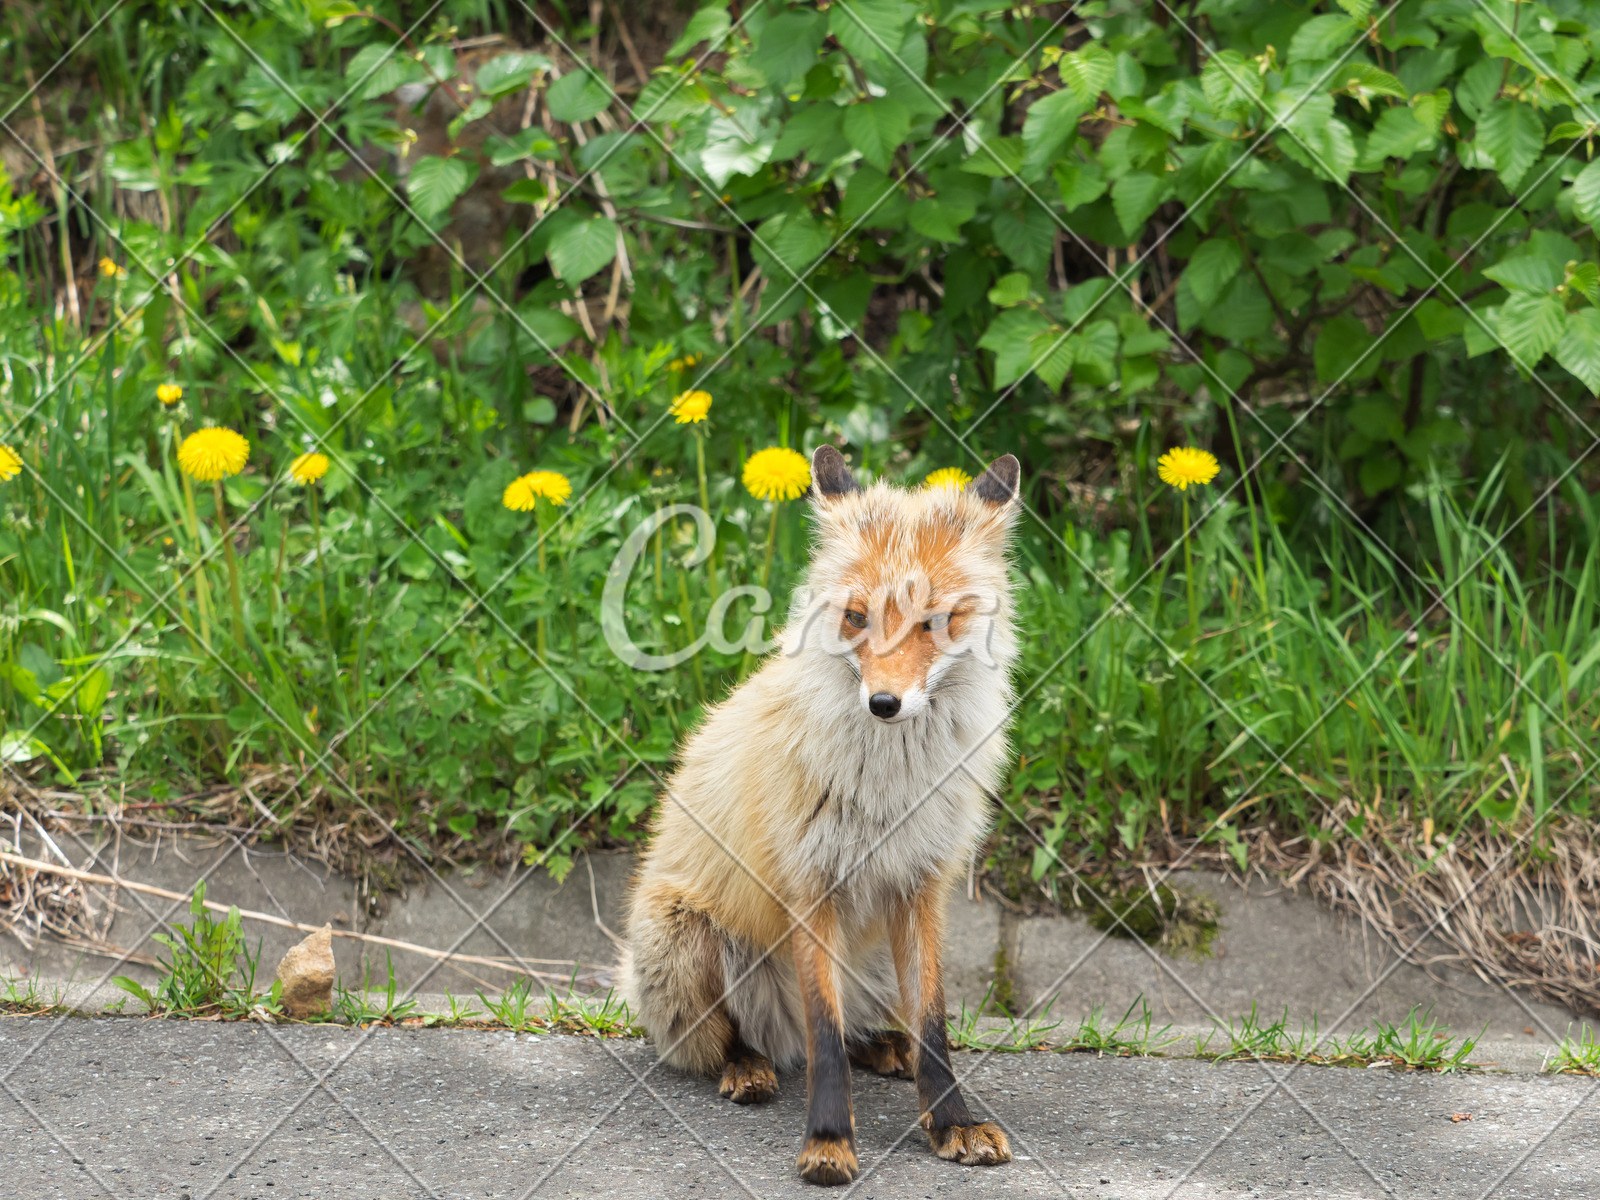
[916,1008,975,1132]
[806,1008,854,1140]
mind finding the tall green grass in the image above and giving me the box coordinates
[3,0,1597,877]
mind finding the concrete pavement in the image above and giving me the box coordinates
[4,1016,1597,1199]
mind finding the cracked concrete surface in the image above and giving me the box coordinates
[4,1018,1597,1199]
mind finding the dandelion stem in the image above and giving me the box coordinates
[311,484,331,649]
[214,480,246,646]
[759,502,779,592]
[695,432,720,600]
[1182,491,1198,639]
[536,505,548,659]
[180,462,211,646]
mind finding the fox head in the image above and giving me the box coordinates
[784,446,1021,724]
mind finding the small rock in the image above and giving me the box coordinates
[274,925,334,1018]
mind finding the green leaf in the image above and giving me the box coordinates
[992,206,1055,273]
[1556,308,1600,393]
[1111,172,1167,240]
[1058,42,1114,105]
[961,136,1024,177]
[1185,237,1243,308]
[750,212,832,287]
[112,975,158,1012]
[1028,327,1076,392]
[838,166,907,229]
[1495,291,1565,367]
[978,308,1052,387]
[345,42,428,101]
[667,5,732,58]
[1477,99,1543,191]
[635,72,706,123]
[1364,105,1434,162]
[1053,159,1107,212]
[1288,14,1360,63]
[1022,88,1088,174]
[0,730,45,762]
[908,197,967,242]
[1571,159,1600,225]
[487,127,561,167]
[829,0,913,66]
[406,156,475,223]
[475,51,552,99]
[548,215,619,283]
[752,10,828,91]
[1073,319,1120,382]
[515,304,584,350]
[1463,305,1502,357]
[701,110,775,187]
[447,96,493,141]
[500,178,547,205]
[1200,50,1261,115]
[1336,0,1374,16]
[1314,314,1378,383]
[1273,91,1357,184]
[1061,277,1113,326]
[842,98,911,172]
[987,272,1031,306]
[1567,262,1600,307]
[546,70,612,123]
[1415,297,1465,339]
[75,667,109,717]
[1348,398,1404,441]
[1482,256,1562,294]
[1411,88,1451,135]
[1358,451,1402,496]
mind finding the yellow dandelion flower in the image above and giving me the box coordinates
[743,446,811,502]
[156,383,183,406]
[0,443,21,482]
[924,466,972,490]
[1157,446,1220,491]
[290,451,329,485]
[670,390,712,424]
[503,469,572,511]
[177,427,250,482]
[97,257,121,278]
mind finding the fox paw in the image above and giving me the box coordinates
[849,1030,914,1078]
[923,1118,1011,1165]
[796,1135,857,1186]
[718,1055,778,1105]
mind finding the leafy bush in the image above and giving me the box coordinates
[3,0,1599,874]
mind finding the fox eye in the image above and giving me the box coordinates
[844,610,868,629]
[923,612,950,632]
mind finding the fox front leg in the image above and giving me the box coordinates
[793,903,857,1185]
[889,881,1012,1167]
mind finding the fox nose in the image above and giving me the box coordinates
[868,692,901,719]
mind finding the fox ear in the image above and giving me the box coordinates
[967,454,1020,506]
[811,445,860,502]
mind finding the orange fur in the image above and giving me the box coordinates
[622,451,1022,1183]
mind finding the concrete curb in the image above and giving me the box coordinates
[2,832,1583,1078]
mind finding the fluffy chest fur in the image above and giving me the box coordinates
[769,650,1014,910]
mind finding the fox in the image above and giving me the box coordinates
[622,445,1022,1186]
